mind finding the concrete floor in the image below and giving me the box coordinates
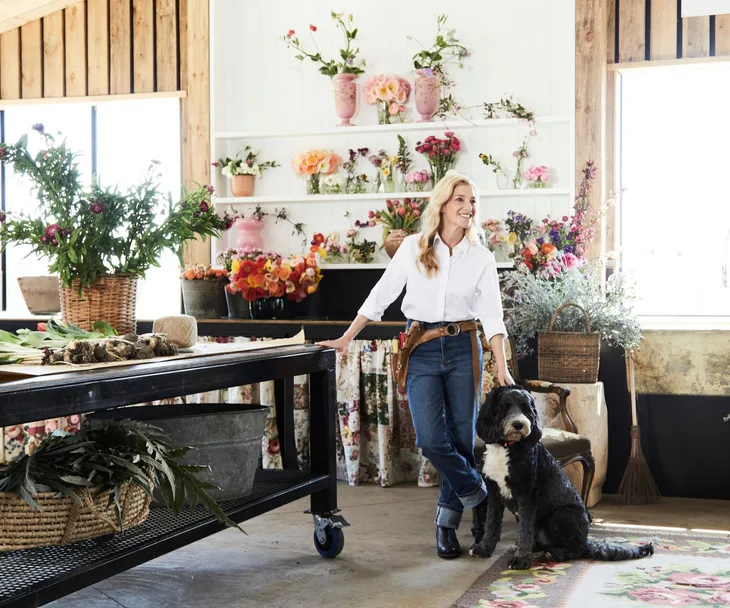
[49,483,730,608]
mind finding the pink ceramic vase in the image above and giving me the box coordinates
[236,217,264,249]
[333,73,358,127]
[414,74,440,122]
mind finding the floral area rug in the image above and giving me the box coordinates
[454,526,730,608]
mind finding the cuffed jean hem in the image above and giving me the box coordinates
[435,504,463,529]
[458,479,488,510]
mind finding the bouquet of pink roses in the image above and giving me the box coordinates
[523,164,550,188]
[363,74,411,124]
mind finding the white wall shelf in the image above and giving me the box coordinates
[214,188,570,206]
[319,261,515,270]
[214,117,572,141]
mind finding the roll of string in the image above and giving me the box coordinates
[152,315,198,348]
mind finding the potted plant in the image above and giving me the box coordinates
[407,14,469,121]
[180,265,230,319]
[283,12,365,126]
[228,251,322,319]
[479,152,511,190]
[213,145,279,198]
[501,259,643,383]
[0,418,240,551]
[415,132,461,185]
[363,75,410,124]
[221,247,279,318]
[0,125,234,334]
[291,149,342,195]
[367,198,426,258]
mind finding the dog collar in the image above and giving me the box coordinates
[499,440,516,448]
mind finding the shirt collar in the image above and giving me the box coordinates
[435,232,472,257]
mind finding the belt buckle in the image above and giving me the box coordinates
[445,323,461,337]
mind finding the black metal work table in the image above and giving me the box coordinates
[0,344,342,608]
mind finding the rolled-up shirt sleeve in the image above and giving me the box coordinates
[476,254,508,342]
[357,237,410,322]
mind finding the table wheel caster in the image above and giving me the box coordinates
[312,513,349,558]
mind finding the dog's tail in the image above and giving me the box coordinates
[583,539,654,561]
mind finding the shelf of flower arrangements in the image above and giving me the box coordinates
[213,188,570,206]
[214,116,572,140]
[225,249,323,320]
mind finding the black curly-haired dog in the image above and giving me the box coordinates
[469,385,654,570]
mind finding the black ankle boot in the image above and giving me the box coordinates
[436,526,460,559]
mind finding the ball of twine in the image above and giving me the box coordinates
[152,315,198,348]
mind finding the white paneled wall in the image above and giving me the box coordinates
[210,0,575,260]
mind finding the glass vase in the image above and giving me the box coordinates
[383,172,396,193]
[377,103,391,125]
[306,174,320,195]
[528,181,547,189]
[496,173,511,189]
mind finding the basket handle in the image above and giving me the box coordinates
[548,302,592,333]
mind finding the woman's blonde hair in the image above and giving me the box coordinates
[416,170,483,276]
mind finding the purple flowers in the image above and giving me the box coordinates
[205,185,215,194]
[199,201,210,213]
[0,211,5,223]
[32,123,45,134]
[89,202,104,214]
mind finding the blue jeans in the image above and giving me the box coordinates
[406,320,487,529]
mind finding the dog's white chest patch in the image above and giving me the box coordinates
[482,444,512,499]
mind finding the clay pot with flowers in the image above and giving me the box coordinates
[368,198,428,258]
[0,124,234,334]
[213,144,279,198]
[180,265,230,319]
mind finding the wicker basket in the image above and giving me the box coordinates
[60,274,138,335]
[537,302,600,383]
[0,480,151,552]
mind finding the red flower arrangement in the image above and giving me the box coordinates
[227,251,322,303]
[414,131,461,185]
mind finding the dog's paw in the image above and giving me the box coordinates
[508,555,533,571]
[469,543,494,558]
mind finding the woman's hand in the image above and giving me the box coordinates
[497,367,515,387]
[315,335,352,353]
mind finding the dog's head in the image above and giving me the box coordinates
[476,386,542,448]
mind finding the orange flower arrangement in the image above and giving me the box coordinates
[181,265,228,280]
[227,251,322,303]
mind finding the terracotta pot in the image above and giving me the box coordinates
[383,230,411,258]
[235,217,264,249]
[230,175,255,197]
[333,73,358,127]
[18,276,60,315]
[414,74,440,122]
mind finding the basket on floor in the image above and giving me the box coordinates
[0,480,151,552]
[537,302,600,383]
[60,274,138,335]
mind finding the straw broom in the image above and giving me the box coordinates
[617,351,660,505]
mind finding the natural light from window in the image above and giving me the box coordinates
[619,62,730,321]
[2,98,182,320]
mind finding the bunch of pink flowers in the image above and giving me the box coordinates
[523,164,550,188]
[404,169,431,191]
[363,74,411,123]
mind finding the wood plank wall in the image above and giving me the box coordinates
[613,0,730,63]
[0,0,186,99]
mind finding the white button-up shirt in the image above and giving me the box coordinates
[358,233,508,341]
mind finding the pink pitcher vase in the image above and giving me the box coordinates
[333,73,358,127]
[236,217,264,249]
[414,74,440,122]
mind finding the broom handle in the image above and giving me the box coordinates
[628,352,638,427]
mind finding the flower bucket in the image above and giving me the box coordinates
[181,279,228,319]
[225,289,250,319]
[249,297,295,320]
[18,276,60,315]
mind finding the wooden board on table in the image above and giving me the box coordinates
[0,330,307,380]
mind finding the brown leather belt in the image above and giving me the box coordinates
[392,320,489,399]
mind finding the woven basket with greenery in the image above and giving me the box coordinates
[538,302,600,383]
[60,274,138,335]
[0,419,241,552]
[0,477,151,552]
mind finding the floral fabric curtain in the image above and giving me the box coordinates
[1,335,505,492]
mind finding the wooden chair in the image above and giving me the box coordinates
[473,338,596,509]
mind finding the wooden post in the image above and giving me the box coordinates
[575,0,608,262]
[181,0,211,267]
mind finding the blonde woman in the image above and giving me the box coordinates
[317,170,513,559]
